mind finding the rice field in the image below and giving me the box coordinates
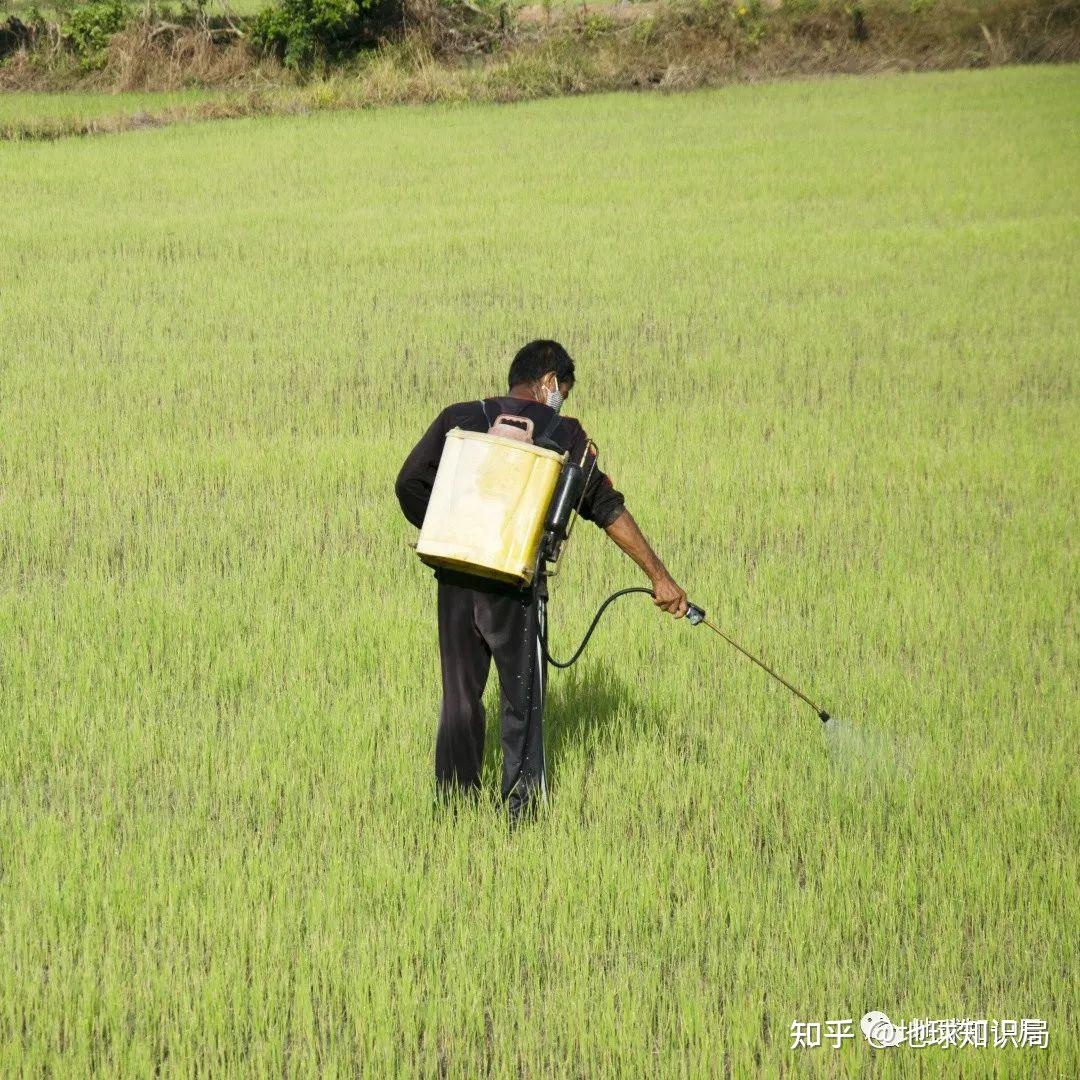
[1,64,1077,1075]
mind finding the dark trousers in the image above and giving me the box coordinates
[435,570,548,814]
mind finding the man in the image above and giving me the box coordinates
[395,340,689,825]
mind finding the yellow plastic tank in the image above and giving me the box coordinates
[415,427,567,587]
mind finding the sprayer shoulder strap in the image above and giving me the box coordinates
[534,412,563,449]
[478,399,493,430]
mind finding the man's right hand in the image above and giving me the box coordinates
[651,572,689,619]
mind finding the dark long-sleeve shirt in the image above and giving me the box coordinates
[395,396,626,533]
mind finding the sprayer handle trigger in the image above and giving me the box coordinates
[686,602,706,626]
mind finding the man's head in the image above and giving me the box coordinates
[507,340,575,409]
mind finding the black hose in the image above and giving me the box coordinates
[540,586,654,669]
[509,586,830,814]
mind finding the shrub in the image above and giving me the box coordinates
[251,0,399,69]
[63,0,129,69]
[578,11,617,42]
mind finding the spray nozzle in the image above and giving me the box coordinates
[686,602,706,626]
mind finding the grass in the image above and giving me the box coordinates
[1,64,1077,1075]
[0,85,228,122]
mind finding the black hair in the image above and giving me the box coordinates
[507,339,576,392]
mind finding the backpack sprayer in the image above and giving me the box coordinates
[413,411,831,807]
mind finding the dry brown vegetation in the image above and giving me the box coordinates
[0,16,283,91]
[1,0,1077,138]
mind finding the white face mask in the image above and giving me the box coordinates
[542,378,565,414]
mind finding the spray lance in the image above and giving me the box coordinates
[534,441,832,722]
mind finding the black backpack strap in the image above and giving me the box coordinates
[534,411,563,450]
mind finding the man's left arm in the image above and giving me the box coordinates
[569,424,626,531]
[569,421,688,617]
